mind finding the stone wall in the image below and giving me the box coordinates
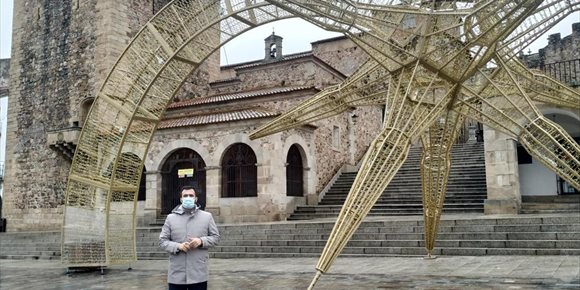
[209,57,344,96]
[312,36,369,76]
[3,0,159,231]
[3,0,379,229]
[520,22,580,87]
[0,59,9,93]
[542,23,580,63]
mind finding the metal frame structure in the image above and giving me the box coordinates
[62,1,579,288]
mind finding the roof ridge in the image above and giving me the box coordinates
[159,107,279,129]
[168,86,316,109]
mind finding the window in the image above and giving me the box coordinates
[79,98,94,127]
[221,143,257,197]
[332,126,340,148]
[286,145,304,197]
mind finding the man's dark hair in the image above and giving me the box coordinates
[180,185,196,196]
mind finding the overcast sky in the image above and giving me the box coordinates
[0,0,578,65]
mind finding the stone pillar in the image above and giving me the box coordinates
[204,166,220,216]
[256,140,286,221]
[142,171,161,226]
[483,126,521,214]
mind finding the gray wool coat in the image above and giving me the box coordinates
[159,205,220,285]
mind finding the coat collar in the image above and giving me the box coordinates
[171,205,200,215]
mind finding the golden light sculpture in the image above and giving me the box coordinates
[60,0,301,267]
[247,1,580,288]
[61,0,579,282]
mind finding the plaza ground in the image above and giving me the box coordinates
[1,256,579,289]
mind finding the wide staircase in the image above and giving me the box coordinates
[289,142,487,220]
[1,214,579,261]
[521,195,580,214]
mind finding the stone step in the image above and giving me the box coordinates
[320,195,486,200]
[3,214,580,260]
[295,204,484,211]
[136,247,580,260]
[0,254,61,260]
[333,177,488,183]
[336,171,486,179]
[214,232,580,243]
[328,185,488,191]
[522,203,580,210]
[136,239,579,252]
[294,141,487,220]
[318,200,485,205]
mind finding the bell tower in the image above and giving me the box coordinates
[264,32,283,61]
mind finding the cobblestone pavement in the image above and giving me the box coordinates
[1,256,579,290]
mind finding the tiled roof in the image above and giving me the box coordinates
[233,51,313,70]
[168,86,315,109]
[158,108,278,129]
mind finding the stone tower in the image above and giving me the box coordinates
[4,0,219,231]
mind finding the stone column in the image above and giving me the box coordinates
[142,171,161,226]
[256,140,286,222]
[483,126,521,214]
[204,166,220,216]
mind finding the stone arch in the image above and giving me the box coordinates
[220,142,258,198]
[519,106,580,196]
[148,139,211,173]
[214,133,263,166]
[160,148,207,213]
[282,134,316,197]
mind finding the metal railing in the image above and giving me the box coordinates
[539,59,580,88]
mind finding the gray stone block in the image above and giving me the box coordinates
[506,240,555,248]
[486,248,536,255]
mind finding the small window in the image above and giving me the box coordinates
[332,126,340,148]
[270,43,277,58]
[79,98,94,127]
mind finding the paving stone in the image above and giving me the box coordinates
[0,256,573,290]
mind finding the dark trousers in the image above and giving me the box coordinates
[168,281,207,290]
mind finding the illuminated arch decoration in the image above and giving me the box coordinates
[62,1,580,287]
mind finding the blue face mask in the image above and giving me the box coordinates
[181,197,197,209]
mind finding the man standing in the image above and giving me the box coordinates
[159,186,220,290]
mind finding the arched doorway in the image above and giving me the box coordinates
[161,148,206,214]
[221,143,257,198]
[286,144,304,196]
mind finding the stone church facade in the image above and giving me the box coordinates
[142,34,382,224]
[1,1,578,231]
